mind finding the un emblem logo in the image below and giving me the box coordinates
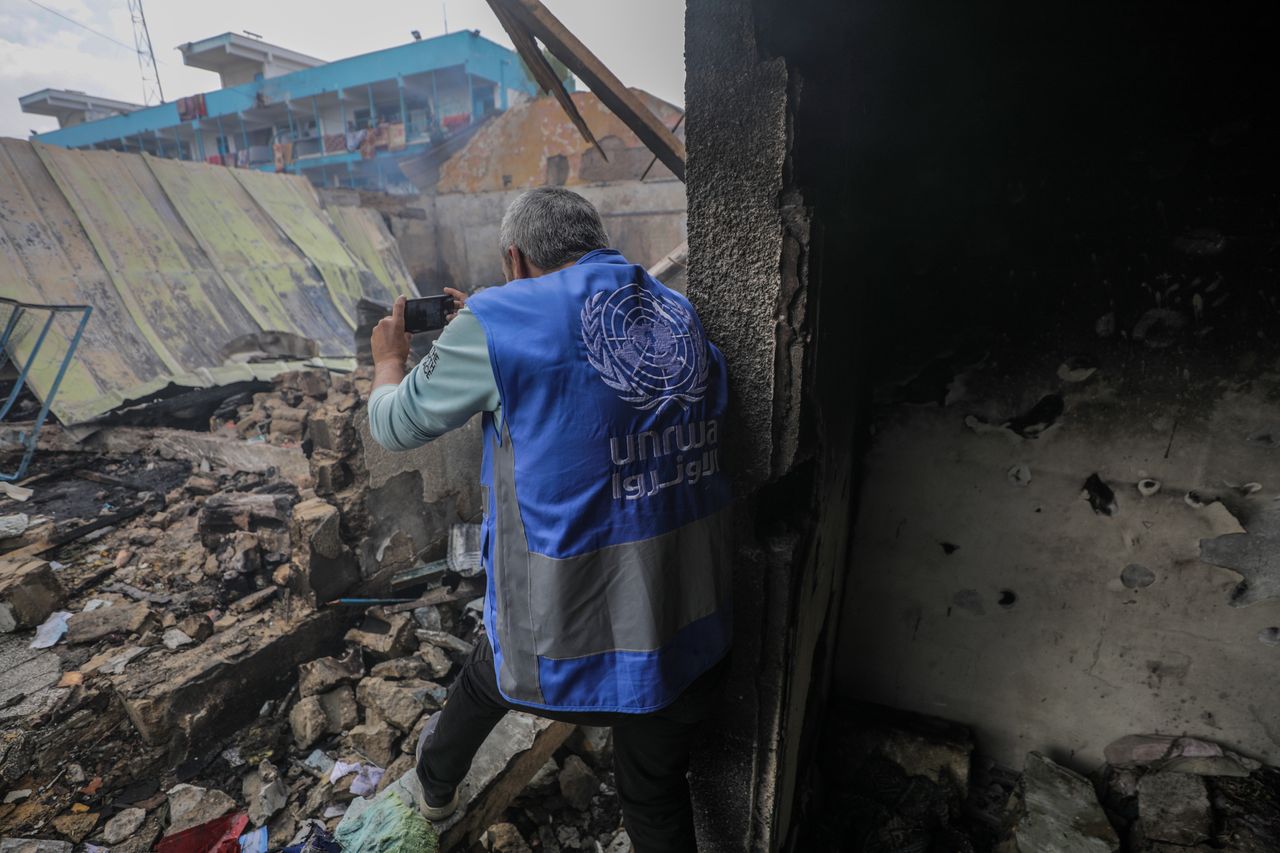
[581,283,709,413]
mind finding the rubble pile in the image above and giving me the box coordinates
[806,705,1280,853]
[1,368,634,851]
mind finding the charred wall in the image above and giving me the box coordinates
[686,0,1280,849]
[684,0,860,850]
[820,2,1280,769]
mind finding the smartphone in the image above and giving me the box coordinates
[402,295,456,333]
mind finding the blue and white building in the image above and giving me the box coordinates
[20,30,545,192]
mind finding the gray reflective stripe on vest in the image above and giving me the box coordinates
[489,424,730,706]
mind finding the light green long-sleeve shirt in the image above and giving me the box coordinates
[367,306,501,451]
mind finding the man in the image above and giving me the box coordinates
[368,187,731,853]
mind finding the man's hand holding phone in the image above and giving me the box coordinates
[402,288,468,333]
[443,287,467,322]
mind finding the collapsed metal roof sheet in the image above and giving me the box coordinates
[0,139,412,426]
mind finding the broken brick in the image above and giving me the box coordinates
[288,498,358,604]
[65,602,153,645]
[298,648,364,697]
[0,558,64,632]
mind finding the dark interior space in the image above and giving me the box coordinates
[745,2,1280,850]
[768,2,1280,364]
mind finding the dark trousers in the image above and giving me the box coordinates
[417,637,726,853]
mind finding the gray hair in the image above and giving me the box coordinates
[498,187,610,270]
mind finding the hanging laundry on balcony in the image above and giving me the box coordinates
[344,129,368,152]
[176,93,207,122]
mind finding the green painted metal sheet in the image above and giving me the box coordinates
[0,139,158,422]
[230,169,402,322]
[0,140,414,426]
[145,156,356,357]
[327,205,417,298]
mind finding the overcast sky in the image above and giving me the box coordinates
[0,0,685,139]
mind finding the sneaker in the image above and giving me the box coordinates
[414,784,459,822]
[413,711,458,820]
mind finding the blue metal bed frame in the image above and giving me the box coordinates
[0,297,93,482]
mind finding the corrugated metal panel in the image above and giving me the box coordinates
[0,140,414,425]
[230,169,401,323]
[0,139,163,422]
[146,156,355,356]
[33,143,260,373]
[326,205,416,295]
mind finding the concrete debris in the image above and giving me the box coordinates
[0,514,30,539]
[298,647,364,697]
[1104,734,1261,777]
[998,752,1119,852]
[356,677,437,731]
[164,783,237,835]
[417,628,474,656]
[347,721,400,768]
[288,498,358,605]
[50,811,97,842]
[483,822,533,853]
[197,492,292,551]
[242,761,289,827]
[0,484,32,502]
[65,601,153,644]
[1137,772,1211,846]
[0,559,64,632]
[116,607,346,746]
[603,829,633,853]
[162,628,194,650]
[289,696,329,751]
[345,611,416,659]
[102,807,147,844]
[317,686,359,732]
[566,725,613,769]
[370,656,434,680]
[0,841,72,853]
[176,613,214,642]
[558,755,600,811]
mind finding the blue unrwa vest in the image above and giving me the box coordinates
[466,249,732,713]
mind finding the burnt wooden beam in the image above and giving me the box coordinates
[487,0,687,182]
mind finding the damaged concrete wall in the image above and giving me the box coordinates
[823,1,1280,773]
[381,180,686,293]
[838,359,1280,768]
[353,414,483,581]
[684,0,860,850]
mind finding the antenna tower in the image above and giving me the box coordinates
[127,0,164,105]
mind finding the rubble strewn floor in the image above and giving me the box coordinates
[803,703,1280,853]
[0,369,630,852]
